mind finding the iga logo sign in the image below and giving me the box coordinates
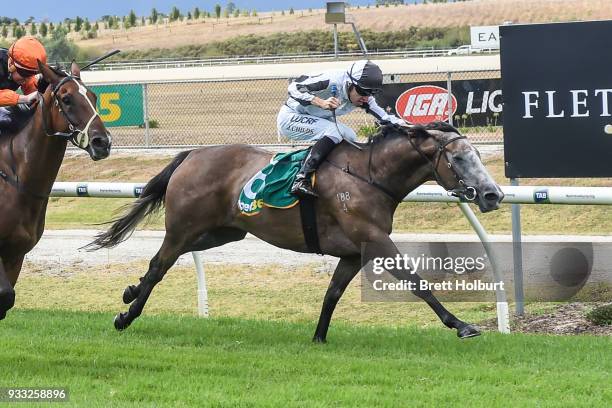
[395,85,458,123]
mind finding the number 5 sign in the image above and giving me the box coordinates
[90,84,144,127]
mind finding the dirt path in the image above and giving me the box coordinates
[27,230,612,267]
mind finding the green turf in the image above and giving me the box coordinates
[0,309,610,407]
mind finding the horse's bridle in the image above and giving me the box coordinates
[0,74,101,200]
[41,74,101,149]
[325,125,478,203]
[405,130,478,201]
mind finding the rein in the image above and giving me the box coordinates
[325,125,475,203]
[325,140,403,203]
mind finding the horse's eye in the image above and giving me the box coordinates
[62,95,71,105]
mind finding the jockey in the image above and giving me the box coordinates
[277,59,410,197]
[0,36,47,130]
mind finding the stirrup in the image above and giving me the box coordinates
[291,178,318,198]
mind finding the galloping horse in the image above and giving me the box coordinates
[0,61,111,320]
[90,122,503,341]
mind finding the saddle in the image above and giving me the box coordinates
[238,148,322,254]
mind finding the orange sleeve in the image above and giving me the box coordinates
[21,75,39,95]
[0,89,20,106]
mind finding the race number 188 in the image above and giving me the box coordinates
[0,388,69,402]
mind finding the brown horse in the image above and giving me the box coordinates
[0,61,111,320]
[89,122,503,341]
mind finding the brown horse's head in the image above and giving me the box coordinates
[408,122,503,213]
[37,61,111,161]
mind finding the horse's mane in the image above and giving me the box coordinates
[0,65,69,135]
[371,121,461,144]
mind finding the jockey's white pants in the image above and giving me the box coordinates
[277,105,357,144]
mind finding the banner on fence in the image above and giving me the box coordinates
[90,84,144,127]
[376,79,502,128]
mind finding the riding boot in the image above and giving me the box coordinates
[291,136,337,198]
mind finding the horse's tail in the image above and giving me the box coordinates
[86,150,192,250]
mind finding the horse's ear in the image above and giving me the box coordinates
[71,60,80,78]
[38,60,59,84]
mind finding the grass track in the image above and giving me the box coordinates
[1,309,610,407]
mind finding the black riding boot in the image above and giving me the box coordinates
[291,136,337,197]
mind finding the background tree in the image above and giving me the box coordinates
[0,17,19,26]
[83,19,91,32]
[15,25,25,39]
[215,4,221,19]
[150,8,159,24]
[40,22,48,37]
[30,22,37,36]
[44,27,78,63]
[75,16,83,32]
[1,25,7,39]
[194,7,201,19]
[128,10,137,28]
[226,2,236,13]
[170,6,180,22]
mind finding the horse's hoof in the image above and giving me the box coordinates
[114,312,130,331]
[122,285,139,304]
[312,336,327,344]
[457,324,481,339]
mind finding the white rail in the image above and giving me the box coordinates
[51,183,612,205]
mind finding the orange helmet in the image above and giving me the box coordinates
[8,36,47,76]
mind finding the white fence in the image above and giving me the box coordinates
[51,182,612,205]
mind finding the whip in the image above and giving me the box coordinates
[80,49,121,71]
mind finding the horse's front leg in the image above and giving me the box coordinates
[0,255,22,320]
[313,255,362,343]
[347,225,480,339]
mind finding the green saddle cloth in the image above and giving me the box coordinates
[238,149,309,216]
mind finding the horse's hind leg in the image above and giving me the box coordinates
[114,230,187,330]
[121,227,246,305]
[313,255,361,343]
[185,227,247,253]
